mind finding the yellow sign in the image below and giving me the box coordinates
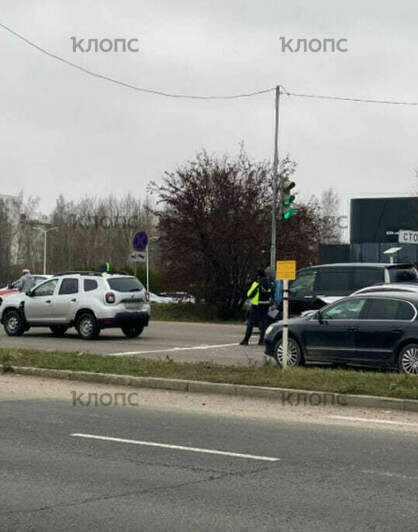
[276,260,296,280]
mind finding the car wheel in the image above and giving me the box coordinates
[121,325,144,338]
[50,325,69,337]
[76,313,99,340]
[4,310,25,337]
[274,336,303,368]
[398,344,418,375]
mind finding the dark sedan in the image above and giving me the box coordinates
[264,291,418,375]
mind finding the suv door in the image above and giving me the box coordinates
[52,278,80,323]
[352,298,414,366]
[288,269,317,315]
[302,297,368,363]
[25,279,59,323]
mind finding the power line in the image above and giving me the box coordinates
[285,90,418,106]
[0,21,274,100]
[1,21,418,106]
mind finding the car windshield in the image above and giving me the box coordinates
[107,277,144,292]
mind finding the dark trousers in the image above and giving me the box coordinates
[242,304,269,344]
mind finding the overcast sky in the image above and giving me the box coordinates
[0,0,417,235]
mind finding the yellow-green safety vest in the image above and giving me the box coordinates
[247,281,260,305]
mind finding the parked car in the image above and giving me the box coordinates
[0,275,51,301]
[159,291,196,303]
[264,291,418,375]
[288,263,418,316]
[149,292,176,304]
[0,275,52,307]
[0,271,150,340]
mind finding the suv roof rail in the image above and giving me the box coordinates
[106,271,131,276]
[54,271,103,277]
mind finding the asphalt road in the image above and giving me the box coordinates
[0,321,267,366]
[1,375,417,531]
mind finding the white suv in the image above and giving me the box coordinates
[0,271,150,340]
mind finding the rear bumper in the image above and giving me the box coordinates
[98,312,150,329]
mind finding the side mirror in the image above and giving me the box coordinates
[26,290,34,297]
[314,310,323,323]
[301,310,315,318]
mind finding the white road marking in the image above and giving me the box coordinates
[71,433,280,462]
[328,415,418,427]
[362,469,417,481]
[108,343,239,357]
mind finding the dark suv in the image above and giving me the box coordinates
[288,263,418,315]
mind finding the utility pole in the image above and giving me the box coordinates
[146,236,159,293]
[41,226,58,274]
[270,85,281,270]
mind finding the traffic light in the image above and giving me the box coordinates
[282,179,296,219]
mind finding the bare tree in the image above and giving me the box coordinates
[151,148,334,317]
[48,194,157,273]
[318,188,343,243]
[0,198,12,284]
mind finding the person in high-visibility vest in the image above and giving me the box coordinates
[240,268,274,346]
[265,266,283,324]
[100,262,111,273]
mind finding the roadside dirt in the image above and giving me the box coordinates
[1,373,417,433]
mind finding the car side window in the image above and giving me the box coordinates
[59,278,79,295]
[363,298,416,320]
[352,268,383,290]
[389,267,418,283]
[289,271,316,297]
[321,298,367,320]
[32,279,59,297]
[396,301,415,320]
[316,269,353,296]
[84,279,98,292]
[33,276,47,284]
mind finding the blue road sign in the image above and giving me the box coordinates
[133,231,148,252]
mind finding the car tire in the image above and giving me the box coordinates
[4,310,25,337]
[50,325,69,337]
[76,313,100,340]
[273,336,303,368]
[121,325,144,338]
[398,343,418,375]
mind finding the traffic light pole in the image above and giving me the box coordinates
[270,85,281,270]
[270,86,290,369]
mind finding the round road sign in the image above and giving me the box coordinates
[133,231,148,252]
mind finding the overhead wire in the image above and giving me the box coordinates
[0,21,275,100]
[1,21,418,105]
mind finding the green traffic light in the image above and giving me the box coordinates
[283,207,296,219]
[283,195,295,206]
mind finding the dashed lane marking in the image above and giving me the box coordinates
[362,469,417,481]
[71,433,280,462]
[107,343,240,357]
[328,415,418,427]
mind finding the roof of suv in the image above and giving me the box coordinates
[302,263,415,270]
[53,271,133,277]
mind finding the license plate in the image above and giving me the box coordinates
[125,303,140,310]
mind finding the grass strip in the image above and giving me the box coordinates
[1,347,417,400]
[151,303,243,323]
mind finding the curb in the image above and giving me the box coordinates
[2,365,418,412]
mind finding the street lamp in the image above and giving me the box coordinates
[146,236,159,293]
[383,247,402,265]
[41,226,58,274]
